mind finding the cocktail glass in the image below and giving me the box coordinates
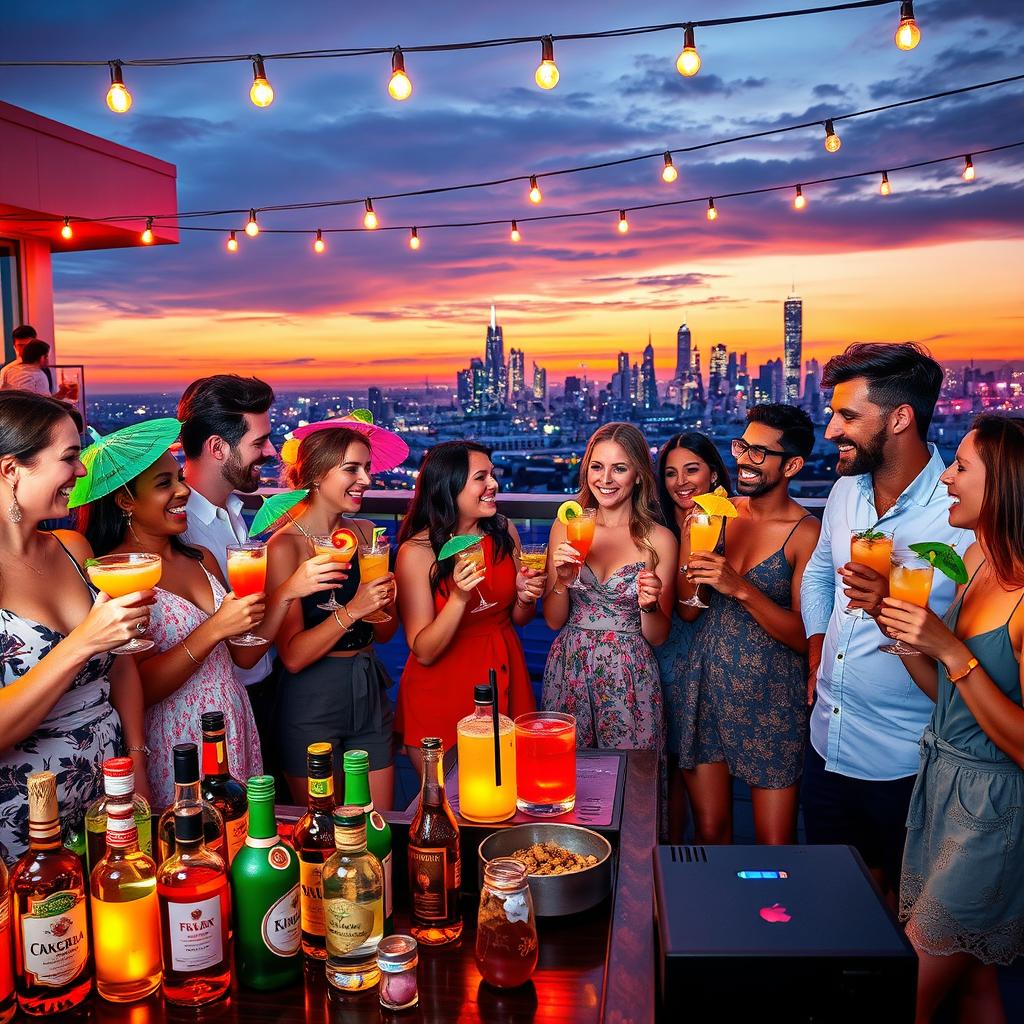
[567,508,597,590]
[457,539,496,614]
[86,552,162,654]
[311,533,357,612]
[514,712,576,816]
[679,512,722,609]
[225,542,269,647]
[358,541,393,623]
[518,543,548,574]
[879,550,934,656]
[846,528,894,616]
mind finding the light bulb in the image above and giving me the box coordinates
[105,63,132,113]
[249,57,274,108]
[962,155,975,182]
[313,229,326,253]
[793,185,806,210]
[894,1,921,51]
[528,175,543,204]
[388,47,412,101]
[676,25,701,78]
[824,119,841,153]
[661,153,678,183]
[510,220,521,242]
[409,227,420,250]
[227,230,238,252]
[141,217,154,245]
[617,210,629,234]
[880,171,891,196]
[707,198,718,221]
[363,199,379,230]
[245,209,260,237]
[60,217,73,241]
[535,36,559,90]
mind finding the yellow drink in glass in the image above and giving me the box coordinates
[457,715,516,823]
[850,531,894,577]
[87,554,162,597]
[456,539,496,613]
[518,544,547,573]
[358,542,392,623]
[689,513,722,554]
[880,551,935,656]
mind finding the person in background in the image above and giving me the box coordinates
[0,339,69,399]
[543,422,675,753]
[395,441,543,776]
[655,431,732,843]
[0,392,151,861]
[678,405,819,845]
[2,325,52,393]
[879,416,1024,1024]
[800,342,971,899]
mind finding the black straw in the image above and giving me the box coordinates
[489,668,502,787]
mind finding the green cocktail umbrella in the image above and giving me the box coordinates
[909,542,969,584]
[249,489,309,536]
[438,534,482,561]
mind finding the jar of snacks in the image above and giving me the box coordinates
[377,934,418,1010]
[475,858,539,989]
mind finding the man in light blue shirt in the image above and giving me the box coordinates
[800,343,970,898]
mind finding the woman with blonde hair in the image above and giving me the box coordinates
[542,422,676,751]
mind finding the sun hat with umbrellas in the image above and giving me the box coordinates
[288,409,409,474]
[68,417,182,509]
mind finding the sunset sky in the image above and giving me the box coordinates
[3,1,1023,393]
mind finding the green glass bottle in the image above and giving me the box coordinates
[229,776,301,990]
[343,750,393,935]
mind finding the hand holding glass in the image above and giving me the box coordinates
[879,550,934,656]
[358,541,393,623]
[225,543,269,647]
[846,529,893,616]
[679,513,722,609]
[567,509,597,590]
[457,540,496,614]
[311,534,355,612]
[86,553,162,654]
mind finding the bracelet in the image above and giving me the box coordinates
[332,609,351,633]
[552,586,567,596]
[181,640,200,666]
[947,656,979,684]
[126,744,151,757]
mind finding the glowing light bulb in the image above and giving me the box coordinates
[105,62,132,114]
[535,36,559,90]
[879,171,891,196]
[824,119,841,153]
[227,230,238,252]
[894,0,921,51]
[313,229,326,253]
[528,175,543,204]
[962,155,975,182]
[388,47,412,101]
[60,217,73,241]
[707,198,718,221]
[141,217,154,245]
[409,227,421,250]
[249,57,274,108]
[676,25,701,78]
[245,209,260,237]
[510,220,521,242]
[617,210,629,234]
[363,199,379,230]
[661,153,678,183]
[793,185,806,210]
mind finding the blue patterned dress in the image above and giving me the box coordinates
[656,614,699,757]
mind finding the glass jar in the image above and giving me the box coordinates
[377,934,418,1010]
[475,859,539,989]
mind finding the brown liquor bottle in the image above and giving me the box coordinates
[407,737,462,945]
[0,857,13,1024]
[200,711,249,863]
[10,772,91,1015]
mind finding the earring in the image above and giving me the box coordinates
[8,489,22,524]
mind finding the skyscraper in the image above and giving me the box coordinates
[641,339,658,410]
[470,356,487,412]
[690,349,704,403]
[675,324,692,382]
[509,347,525,401]
[484,304,506,410]
[709,343,728,397]
[456,368,472,410]
[532,362,548,409]
[784,294,803,403]
[616,351,631,403]
[367,386,384,423]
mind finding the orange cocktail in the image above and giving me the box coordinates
[689,513,722,555]
[456,539,497,614]
[566,509,596,590]
[880,551,934,656]
[358,541,392,623]
[518,544,547,573]
[312,533,356,612]
[846,529,894,616]
[514,712,576,816]
[225,543,268,646]
[87,553,162,654]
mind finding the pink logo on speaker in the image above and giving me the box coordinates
[759,903,792,924]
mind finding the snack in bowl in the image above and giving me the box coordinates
[509,841,599,876]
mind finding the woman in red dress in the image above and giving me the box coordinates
[395,442,545,773]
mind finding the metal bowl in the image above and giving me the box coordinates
[477,823,613,917]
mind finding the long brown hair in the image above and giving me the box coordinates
[576,422,662,569]
[283,427,370,490]
[971,414,1024,588]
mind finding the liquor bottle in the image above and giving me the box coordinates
[291,742,335,960]
[10,772,91,1015]
[343,749,393,935]
[230,776,302,990]
[83,755,154,876]
[407,737,463,945]
[156,806,231,1006]
[90,796,162,1002]
[0,860,14,1024]
[200,711,248,863]
[321,806,383,993]
[157,743,226,862]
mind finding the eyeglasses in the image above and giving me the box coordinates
[731,438,789,465]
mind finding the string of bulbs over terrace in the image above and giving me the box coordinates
[2,1,924,113]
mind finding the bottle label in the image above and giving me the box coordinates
[226,812,248,863]
[167,893,223,972]
[261,885,301,958]
[105,813,138,848]
[299,861,325,937]
[21,891,88,989]
[408,846,447,921]
[324,899,374,955]
[382,851,393,921]
[309,776,333,799]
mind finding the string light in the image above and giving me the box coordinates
[245,209,260,236]
[824,119,841,153]
[510,219,521,242]
[363,199,379,229]
[388,47,412,101]
[894,0,921,51]
[105,62,132,113]
[661,153,678,183]
[962,154,975,181]
[676,24,701,78]
[141,217,154,244]
[535,36,559,90]
[60,217,73,241]
[879,170,891,195]
[793,184,806,210]
[617,209,629,233]
[249,56,274,108]
[707,198,718,220]
[528,176,543,204]
[313,228,326,253]
[227,230,238,252]
[409,226,420,249]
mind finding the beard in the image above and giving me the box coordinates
[736,469,784,498]
[834,423,887,477]
[223,449,267,493]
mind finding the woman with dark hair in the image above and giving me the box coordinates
[879,415,1024,1023]
[0,392,151,862]
[655,432,732,841]
[543,423,676,752]
[395,441,543,773]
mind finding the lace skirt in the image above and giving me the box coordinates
[900,729,1024,965]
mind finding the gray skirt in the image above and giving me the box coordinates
[278,649,395,776]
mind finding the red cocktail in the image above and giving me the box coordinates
[514,712,576,816]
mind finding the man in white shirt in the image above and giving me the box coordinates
[0,339,59,395]
[2,325,53,392]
